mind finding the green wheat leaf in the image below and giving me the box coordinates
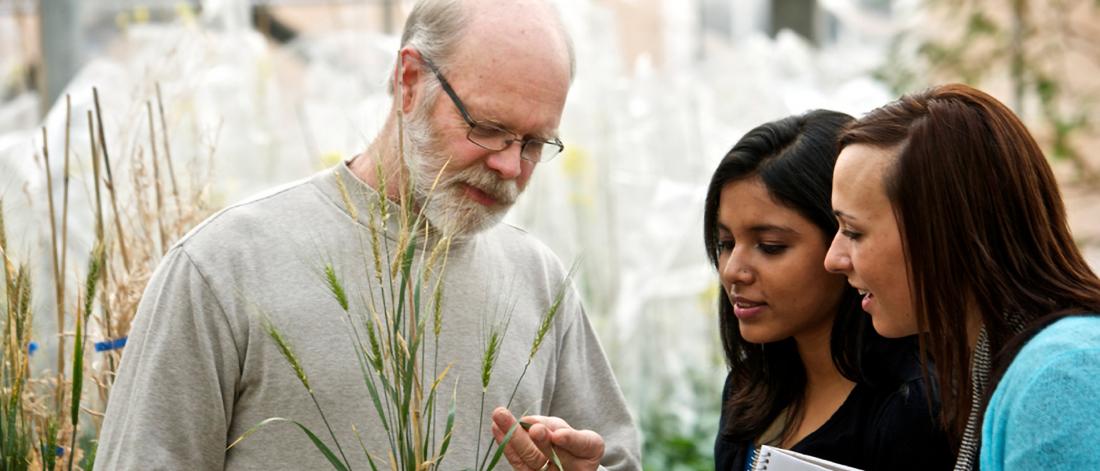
[485,421,521,471]
[228,417,349,471]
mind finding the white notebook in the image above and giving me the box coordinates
[751,445,863,471]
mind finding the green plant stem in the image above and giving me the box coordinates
[430,321,440,463]
[308,392,352,470]
[504,361,533,413]
[475,391,488,470]
[475,358,534,470]
[71,244,103,471]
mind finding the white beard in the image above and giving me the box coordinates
[403,113,520,237]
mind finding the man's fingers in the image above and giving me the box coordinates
[528,423,554,451]
[500,441,532,471]
[550,428,606,460]
[491,407,516,444]
[492,407,549,469]
[493,408,603,469]
[510,428,550,469]
[492,407,517,433]
[521,414,571,431]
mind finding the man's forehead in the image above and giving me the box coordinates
[447,49,570,135]
[455,1,572,77]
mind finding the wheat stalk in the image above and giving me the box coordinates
[92,89,130,272]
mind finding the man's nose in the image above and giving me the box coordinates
[484,141,524,180]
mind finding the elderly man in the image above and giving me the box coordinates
[95,0,639,469]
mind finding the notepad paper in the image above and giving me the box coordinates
[751,445,863,471]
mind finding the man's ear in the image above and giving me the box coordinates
[394,48,424,115]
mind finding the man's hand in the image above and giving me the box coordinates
[491,407,604,471]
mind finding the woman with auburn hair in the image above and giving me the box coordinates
[825,83,1100,470]
[704,110,950,470]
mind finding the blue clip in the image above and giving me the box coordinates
[28,341,38,355]
[55,446,64,457]
[94,336,128,353]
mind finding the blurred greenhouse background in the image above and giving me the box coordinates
[1,0,1098,468]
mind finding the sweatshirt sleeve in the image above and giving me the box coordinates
[981,347,1100,471]
[547,297,641,470]
[94,247,243,470]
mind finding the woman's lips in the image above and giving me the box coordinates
[733,297,767,320]
[858,289,875,312]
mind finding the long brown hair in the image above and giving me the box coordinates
[838,83,1100,446]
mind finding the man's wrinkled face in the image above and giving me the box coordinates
[403,41,570,236]
[404,96,522,236]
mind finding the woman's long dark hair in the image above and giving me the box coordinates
[838,84,1100,447]
[704,110,894,444]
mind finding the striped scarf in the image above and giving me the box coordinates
[953,315,1028,471]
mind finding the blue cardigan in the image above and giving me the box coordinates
[981,315,1100,470]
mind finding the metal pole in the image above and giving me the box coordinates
[39,0,79,113]
[382,0,395,35]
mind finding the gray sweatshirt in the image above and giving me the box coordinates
[95,163,640,470]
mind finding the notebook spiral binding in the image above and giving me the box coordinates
[753,447,772,470]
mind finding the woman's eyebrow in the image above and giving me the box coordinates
[833,210,857,221]
[748,224,797,235]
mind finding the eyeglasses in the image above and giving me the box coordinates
[420,57,565,163]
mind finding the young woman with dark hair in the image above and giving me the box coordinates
[826,83,1100,470]
[705,110,951,470]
